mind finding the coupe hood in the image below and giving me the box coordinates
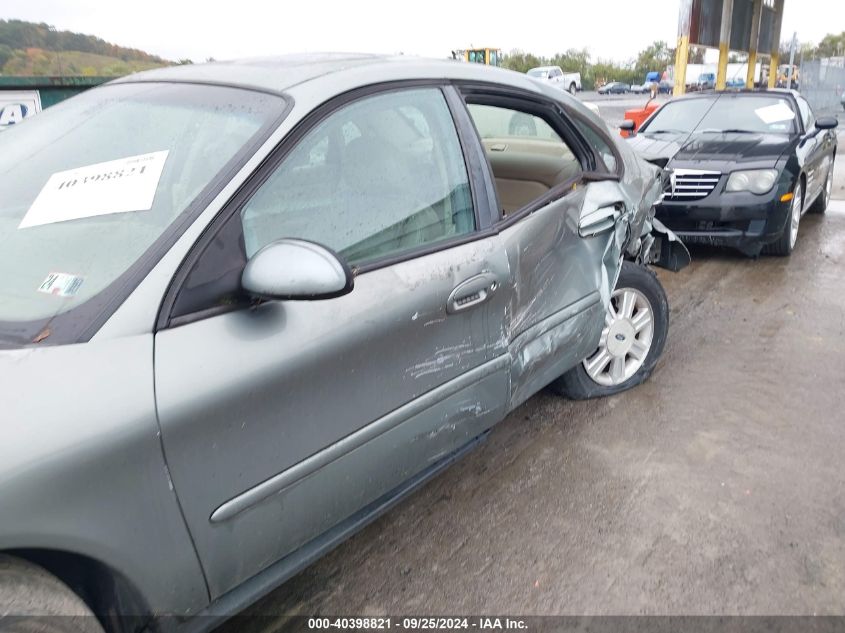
[627,131,794,166]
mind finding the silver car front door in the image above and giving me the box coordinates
[154,87,510,598]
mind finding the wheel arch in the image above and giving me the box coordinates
[4,548,154,633]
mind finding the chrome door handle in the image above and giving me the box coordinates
[447,273,498,314]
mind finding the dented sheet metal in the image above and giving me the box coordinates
[498,144,681,411]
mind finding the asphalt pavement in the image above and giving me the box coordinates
[218,110,845,630]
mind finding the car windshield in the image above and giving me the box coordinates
[527,69,549,78]
[0,82,284,345]
[642,94,798,135]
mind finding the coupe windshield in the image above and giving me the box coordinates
[0,82,283,345]
[642,94,798,135]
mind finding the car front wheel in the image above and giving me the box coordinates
[0,554,104,633]
[764,180,803,256]
[809,160,833,214]
[552,262,669,399]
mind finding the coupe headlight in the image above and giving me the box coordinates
[725,169,778,194]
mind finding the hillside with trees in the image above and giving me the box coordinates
[0,19,171,76]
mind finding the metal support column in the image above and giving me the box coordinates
[767,0,785,88]
[716,0,734,90]
[746,0,763,88]
[673,0,694,96]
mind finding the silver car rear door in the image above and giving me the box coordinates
[461,89,632,409]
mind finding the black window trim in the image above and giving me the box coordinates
[453,81,622,229]
[157,79,495,331]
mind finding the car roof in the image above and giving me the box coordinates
[670,88,801,101]
[111,53,545,95]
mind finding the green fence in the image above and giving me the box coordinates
[0,75,112,108]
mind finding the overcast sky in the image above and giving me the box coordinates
[4,0,843,64]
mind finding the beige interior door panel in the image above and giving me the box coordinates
[481,138,581,213]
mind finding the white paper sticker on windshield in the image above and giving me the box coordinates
[18,150,169,229]
[38,272,84,297]
[754,103,795,125]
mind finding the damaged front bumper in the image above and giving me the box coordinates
[627,165,691,273]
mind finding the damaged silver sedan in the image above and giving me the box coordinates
[0,54,687,632]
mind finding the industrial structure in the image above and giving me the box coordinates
[673,0,785,94]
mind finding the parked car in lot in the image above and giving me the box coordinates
[598,81,630,95]
[658,79,673,94]
[697,72,716,90]
[0,54,688,633]
[626,89,838,256]
[526,65,582,94]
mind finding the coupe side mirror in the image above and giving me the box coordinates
[242,238,353,301]
[619,119,637,137]
[815,117,838,130]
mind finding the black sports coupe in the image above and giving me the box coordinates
[625,90,838,256]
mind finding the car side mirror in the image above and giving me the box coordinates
[815,117,838,130]
[619,119,636,137]
[241,238,353,301]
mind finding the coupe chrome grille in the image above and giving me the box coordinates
[664,169,721,202]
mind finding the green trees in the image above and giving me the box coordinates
[503,42,667,90]
[815,31,845,58]
[0,19,165,63]
[0,19,170,76]
[634,41,674,77]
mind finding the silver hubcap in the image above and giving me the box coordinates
[825,170,832,203]
[583,287,654,387]
[789,185,803,248]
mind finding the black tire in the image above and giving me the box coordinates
[552,262,669,400]
[0,555,104,633]
[569,83,577,95]
[809,159,833,214]
[763,179,803,256]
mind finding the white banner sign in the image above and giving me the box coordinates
[19,151,169,229]
[0,90,42,128]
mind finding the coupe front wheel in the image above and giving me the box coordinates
[552,262,669,400]
[764,180,803,256]
[809,161,833,214]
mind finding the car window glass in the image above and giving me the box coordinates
[796,97,814,130]
[240,88,475,266]
[0,82,281,332]
[643,96,797,135]
[571,117,618,173]
[467,103,581,217]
